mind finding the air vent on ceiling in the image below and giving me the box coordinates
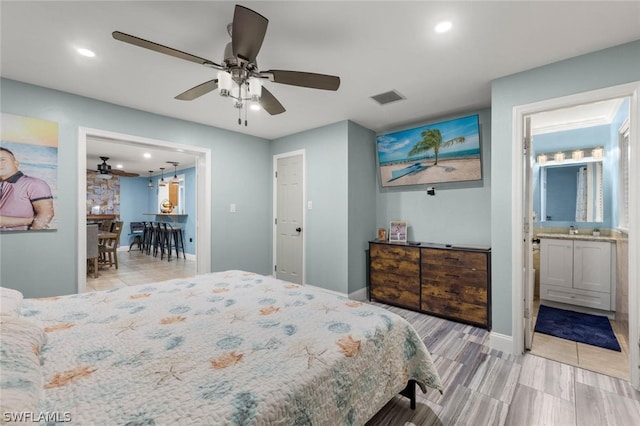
[370,90,406,106]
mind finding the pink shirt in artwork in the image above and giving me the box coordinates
[0,171,53,230]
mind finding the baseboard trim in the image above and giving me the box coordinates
[489,331,514,355]
[349,287,368,302]
[116,246,196,261]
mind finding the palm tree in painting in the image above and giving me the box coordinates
[408,129,465,165]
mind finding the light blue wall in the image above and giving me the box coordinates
[270,121,350,293]
[0,78,272,297]
[347,121,377,294]
[491,39,640,336]
[120,166,197,255]
[375,109,492,247]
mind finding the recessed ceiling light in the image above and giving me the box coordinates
[116,164,123,169]
[434,21,452,34]
[143,153,151,158]
[77,48,95,57]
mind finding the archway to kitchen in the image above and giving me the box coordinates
[76,127,211,293]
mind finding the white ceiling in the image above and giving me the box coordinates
[2,1,640,174]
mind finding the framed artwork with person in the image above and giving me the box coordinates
[0,113,58,232]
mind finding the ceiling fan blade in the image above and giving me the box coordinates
[259,86,285,115]
[111,169,140,178]
[112,31,221,67]
[263,70,340,91]
[231,5,268,63]
[175,79,219,101]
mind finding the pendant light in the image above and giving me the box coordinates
[158,167,167,187]
[147,170,154,188]
[167,161,180,185]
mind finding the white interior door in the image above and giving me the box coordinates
[275,154,303,284]
[523,116,535,350]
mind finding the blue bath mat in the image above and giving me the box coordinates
[534,305,621,352]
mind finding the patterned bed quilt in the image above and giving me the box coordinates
[21,270,442,425]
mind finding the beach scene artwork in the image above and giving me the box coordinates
[376,114,482,187]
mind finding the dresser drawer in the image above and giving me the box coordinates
[421,267,487,288]
[371,244,420,262]
[370,271,420,309]
[421,248,487,271]
[370,258,419,277]
[421,296,487,326]
[421,281,487,304]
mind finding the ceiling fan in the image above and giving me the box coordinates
[90,157,140,178]
[112,4,340,124]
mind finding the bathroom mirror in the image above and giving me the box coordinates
[539,159,603,223]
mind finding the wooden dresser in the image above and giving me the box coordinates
[369,241,491,329]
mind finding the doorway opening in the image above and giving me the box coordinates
[526,97,629,379]
[512,81,639,390]
[77,127,212,293]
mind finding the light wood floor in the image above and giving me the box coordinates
[86,258,639,424]
[530,299,629,380]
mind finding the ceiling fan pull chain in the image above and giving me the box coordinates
[244,102,248,126]
[238,107,241,126]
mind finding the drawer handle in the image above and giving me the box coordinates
[445,274,460,278]
[446,289,460,295]
[386,279,399,284]
[444,257,460,261]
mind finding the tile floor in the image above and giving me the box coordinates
[530,299,629,380]
[86,246,197,292]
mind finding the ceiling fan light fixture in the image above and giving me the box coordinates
[249,77,262,101]
[218,71,232,96]
[250,102,261,111]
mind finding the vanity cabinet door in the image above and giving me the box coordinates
[573,240,611,293]
[540,239,573,288]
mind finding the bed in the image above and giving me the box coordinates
[1,270,442,425]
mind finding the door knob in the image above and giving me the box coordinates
[296,227,302,233]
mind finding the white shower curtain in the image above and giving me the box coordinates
[575,162,603,222]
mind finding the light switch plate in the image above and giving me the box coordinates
[307,201,313,210]
[230,203,236,213]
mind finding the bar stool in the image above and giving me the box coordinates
[143,221,154,255]
[158,222,172,260]
[164,223,186,260]
[152,222,165,258]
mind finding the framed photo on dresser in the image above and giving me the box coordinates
[389,221,407,243]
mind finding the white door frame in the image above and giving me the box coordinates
[77,127,212,293]
[272,149,306,282]
[511,81,640,389]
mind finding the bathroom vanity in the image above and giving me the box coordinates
[538,233,616,311]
